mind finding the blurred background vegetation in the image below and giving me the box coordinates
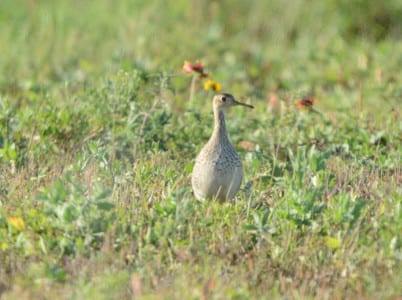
[1,0,401,83]
[0,0,401,299]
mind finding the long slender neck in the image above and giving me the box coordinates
[211,108,230,144]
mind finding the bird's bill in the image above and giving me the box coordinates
[234,99,254,109]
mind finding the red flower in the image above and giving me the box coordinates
[182,60,194,73]
[295,98,316,110]
[191,61,204,73]
[182,60,208,78]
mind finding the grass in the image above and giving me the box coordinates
[0,0,401,299]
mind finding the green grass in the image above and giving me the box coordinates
[0,0,401,299]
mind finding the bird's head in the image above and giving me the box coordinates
[212,93,254,111]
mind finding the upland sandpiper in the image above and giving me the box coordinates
[191,93,253,201]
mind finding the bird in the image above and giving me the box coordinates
[191,93,254,201]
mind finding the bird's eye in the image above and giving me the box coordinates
[222,96,226,102]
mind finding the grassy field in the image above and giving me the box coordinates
[0,0,401,299]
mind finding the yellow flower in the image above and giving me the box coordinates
[203,79,222,92]
[7,216,26,231]
[325,236,341,249]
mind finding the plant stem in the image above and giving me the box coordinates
[190,74,196,102]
